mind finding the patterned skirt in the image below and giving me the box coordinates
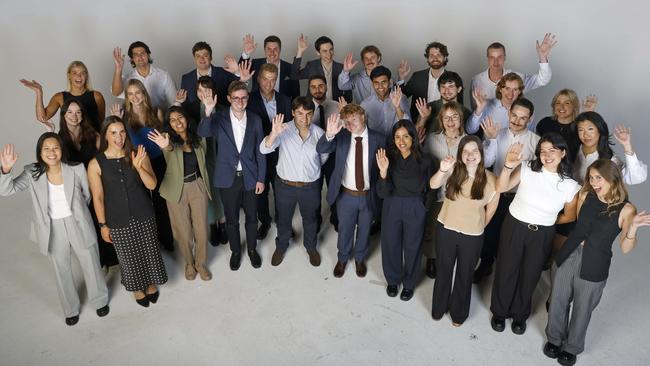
[110,216,168,291]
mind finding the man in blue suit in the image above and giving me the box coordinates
[316,104,385,278]
[198,81,266,271]
[246,63,292,240]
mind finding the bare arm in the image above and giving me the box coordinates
[556,193,579,224]
[484,193,500,226]
[111,47,125,96]
[88,158,111,243]
[94,91,106,122]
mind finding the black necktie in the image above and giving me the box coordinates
[318,104,325,128]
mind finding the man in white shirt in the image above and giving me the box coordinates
[360,66,410,136]
[111,41,177,112]
[338,45,382,103]
[470,33,557,109]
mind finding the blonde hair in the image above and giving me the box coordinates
[124,79,161,130]
[551,89,580,121]
[339,103,365,120]
[66,61,92,92]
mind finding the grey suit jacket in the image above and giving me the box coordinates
[0,163,97,256]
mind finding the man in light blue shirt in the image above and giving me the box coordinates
[260,96,328,267]
[360,66,410,136]
[338,45,382,104]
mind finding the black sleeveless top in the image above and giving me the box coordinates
[96,152,155,228]
[62,91,100,132]
[555,192,625,282]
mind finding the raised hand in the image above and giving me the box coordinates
[343,53,358,72]
[175,89,187,104]
[198,88,218,116]
[113,47,125,69]
[481,116,498,139]
[131,145,147,170]
[238,59,255,82]
[297,33,308,57]
[632,210,650,229]
[613,125,633,152]
[416,124,427,144]
[255,182,265,195]
[325,113,343,138]
[472,88,487,114]
[41,120,55,132]
[147,129,170,150]
[536,33,557,62]
[337,96,348,112]
[415,97,431,120]
[223,54,239,74]
[242,34,257,56]
[505,142,524,167]
[581,94,598,112]
[376,148,389,175]
[439,155,456,173]
[19,79,43,94]
[0,144,19,174]
[110,103,124,118]
[390,85,403,110]
[398,59,411,81]
[270,114,288,138]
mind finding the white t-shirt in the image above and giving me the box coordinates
[509,162,581,226]
[47,181,72,219]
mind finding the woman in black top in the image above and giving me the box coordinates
[543,159,649,366]
[376,119,433,301]
[88,116,168,307]
[57,100,99,166]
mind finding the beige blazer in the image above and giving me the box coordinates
[159,139,212,203]
[0,163,97,256]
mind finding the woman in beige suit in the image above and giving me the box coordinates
[148,106,212,280]
[0,133,109,326]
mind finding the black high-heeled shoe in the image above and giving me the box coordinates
[135,296,150,308]
[147,291,159,304]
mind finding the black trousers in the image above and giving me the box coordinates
[151,155,174,249]
[432,225,483,324]
[257,151,278,226]
[490,212,555,321]
[274,178,321,252]
[479,193,515,267]
[220,175,258,253]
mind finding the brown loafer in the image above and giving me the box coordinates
[333,261,346,278]
[271,249,285,266]
[355,261,367,277]
[196,266,212,281]
[185,264,197,280]
[307,249,321,267]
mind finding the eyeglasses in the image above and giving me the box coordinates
[230,96,249,102]
[442,114,461,122]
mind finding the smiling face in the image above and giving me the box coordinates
[64,102,83,127]
[318,42,334,63]
[40,137,62,167]
[500,80,522,106]
[439,81,461,102]
[577,120,600,149]
[427,47,446,70]
[126,85,145,106]
[362,51,380,73]
[372,75,391,100]
[258,70,278,96]
[539,141,566,172]
[227,89,249,114]
[508,105,531,134]
[193,49,212,71]
[105,122,127,150]
[441,108,462,135]
[393,127,413,157]
[169,111,187,136]
[292,106,314,130]
[67,65,88,90]
[461,141,481,168]
[264,42,281,64]
[343,113,366,135]
[130,46,150,68]
[553,95,575,122]
[487,48,505,74]
[309,78,327,102]
[588,167,611,199]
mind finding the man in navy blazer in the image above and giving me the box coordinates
[246,63,292,240]
[239,34,300,100]
[316,103,385,278]
[291,34,352,102]
[198,81,266,271]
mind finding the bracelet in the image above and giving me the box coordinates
[440,169,449,173]
[625,150,634,156]
[625,233,636,240]
[99,223,107,228]
[503,165,514,170]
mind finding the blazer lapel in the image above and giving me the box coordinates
[254,93,271,123]
[34,172,49,220]
[241,112,254,151]
[62,164,75,209]
[219,112,237,148]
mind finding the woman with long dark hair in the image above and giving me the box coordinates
[429,135,499,326]
[0,133,109,325]
[490,133,581,335]
[376,119,433,301]
[148,106,212,280]
[87,117,167,307]
[543,159,650,366]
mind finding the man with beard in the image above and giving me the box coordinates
[338,45,382,104]
[361,66,410,136]
[414,71,471,136]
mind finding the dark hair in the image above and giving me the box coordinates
[292,96,315,112]
[99,116,135,168]
[227,80,248,95]
[529,132,573,180]
[309,75,327,85]
[445,135,487,200]
[575,111,614,160]
[31,132,76,180]
[264,35,282,49]
[511,97,535,117]
[370,65,391,81]
[314,36,333,51]
[127,41,153,67]
[192,41,212,58]
[424,42,449,66]
[197,75,218,97]
[437,71,463,90]
[163,106,201,149]
[487,42,506,56]
[58,100,98,152]
[387,119,423,163]
[360,45,381,60]
[582,159,628,215]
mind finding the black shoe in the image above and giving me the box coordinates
[473,262,493,284]
[147,291,159,304]
[210,223,219,247]
[370,221,381,236]
[136,297,150,308]
[230,252,242,271]
[557,351,577,366]
[217,222,228,244]
[65,315,79,326]
[426,258,436,279]
[386,285,398,297]
[96,305,110,317]
[248,249,262,268]
[400,288,414,301]
[543,342,561,359]
[490,316,505,332]
[257,222,271,240]
[511,320,527,335]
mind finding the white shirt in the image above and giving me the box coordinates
[311,99,339,128]
[360,92,410,136]
[573,149,648,185]
[121,65,177,112]
[427,69,444,102]
[196,67,212,78]
[484,128,540,176]
[509,163,581,226]
[468,99,537,135]
[322,62,334,101]
[47,181,72,219]
[342,127,370,191]
[469,63,552,109]
[230,109,247,171]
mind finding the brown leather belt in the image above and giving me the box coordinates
[342,187,368,196]
[279,178,312,187]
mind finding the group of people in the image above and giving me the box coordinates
[7,32,650,365]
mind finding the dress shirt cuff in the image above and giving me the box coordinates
[325,134,335,142]
[241,52,250,60]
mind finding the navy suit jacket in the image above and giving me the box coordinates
[316,128,385,211]
[246,90,292,136]
[291,57,352,102]
[197,109,266,190]
[239,57,300,100]
[402,68,464,120]
[180,65,238,109]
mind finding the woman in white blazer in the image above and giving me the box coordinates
[0,133,109,326]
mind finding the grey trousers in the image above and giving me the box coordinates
[49,216,109,318]
[546,245,606,355]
